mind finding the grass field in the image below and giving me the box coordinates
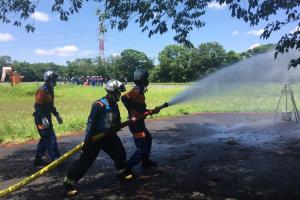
[0,82,298,143]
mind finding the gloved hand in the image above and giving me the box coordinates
[150,107,160,115]
[56,115,63,124]
[42,117,50,128]
[107,126,119,135]
[130,117,137,124]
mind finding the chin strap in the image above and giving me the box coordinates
[144,87,148,93]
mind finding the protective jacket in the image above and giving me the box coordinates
[122,85,153,169]
[121,85,149,136]
[121,85,148,118]
[34,84,59,127]
[85,97,121,139]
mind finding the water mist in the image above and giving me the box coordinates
[167,50,300,107]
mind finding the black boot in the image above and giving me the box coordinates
[63,177,78,197]
[141,159,157,168]
[117,168,134,181]
[34,156,49,167]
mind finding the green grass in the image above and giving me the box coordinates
[0,82,298,143]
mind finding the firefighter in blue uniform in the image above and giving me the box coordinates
[33,71,63,167]
[121,68,160,170]
[63,79,133,196]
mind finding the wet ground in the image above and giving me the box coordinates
[1,113,300,200]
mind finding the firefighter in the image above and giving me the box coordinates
[63,79,133,197]
[33,71,63,167]
[121,68,160,171]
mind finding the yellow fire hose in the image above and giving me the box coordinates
[0,141,84,198]
[0,102,169,198]
[0,132,110,198]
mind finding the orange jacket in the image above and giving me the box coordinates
[121,86,148,118]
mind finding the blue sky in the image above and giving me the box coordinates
[0,1,298,65]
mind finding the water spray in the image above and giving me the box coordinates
[163,49,300,106]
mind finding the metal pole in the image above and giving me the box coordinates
[285,84,288,112]
[274,85,286,120]
[290,85,300,121]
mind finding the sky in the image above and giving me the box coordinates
[0,1,298,66]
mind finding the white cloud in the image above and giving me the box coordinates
[78,50,96,57]
[31,11,50,22]
[112,53,120,57]
[35,45,78,57]
[208,1,226,9]
[290,26,300,34]
[247,29,264,36]
[0,33,14,42]
[248,43,261,50]
[232,30,239,36]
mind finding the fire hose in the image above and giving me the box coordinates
[0,103,169,198]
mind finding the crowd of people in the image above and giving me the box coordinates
[62,76,128,87]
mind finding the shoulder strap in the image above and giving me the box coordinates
[95,100,105,108]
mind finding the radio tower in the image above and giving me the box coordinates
[98,11,107,61]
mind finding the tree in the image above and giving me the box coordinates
[1,1,299,68]
[66,58,95,77]
[240,44,276,60]
[0,56,12,68]
[155,45,190,82]
[247,44,275,55]
[154,43,228,82]
[12,61,65,81]
[195,42,226,75]
[113,49,154,81]
[94,56,111,77]
[223,50,242,66]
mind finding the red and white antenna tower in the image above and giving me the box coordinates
[98,11,107,62]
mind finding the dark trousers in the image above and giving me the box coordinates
[36,127,60,161]
[67,134,126,182]
[127,120,152,169]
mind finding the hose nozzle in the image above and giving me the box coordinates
[156,102,169,110]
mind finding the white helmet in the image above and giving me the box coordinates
[43,71,58,81]
[105,79,126,93]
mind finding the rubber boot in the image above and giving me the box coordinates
[34,156,49,167]
[63,177,78,197]
[117,168,134,181]
[141,159,157,168]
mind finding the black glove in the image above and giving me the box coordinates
[150,107,160,115]
[56,115,63,124]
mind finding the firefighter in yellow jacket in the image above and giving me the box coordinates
[121,68,160,170]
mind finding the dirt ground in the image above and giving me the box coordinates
[1,113,300,200]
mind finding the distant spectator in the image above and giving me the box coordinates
[124,76,128,85]
[100,76,104,87]
[91,76,96,87]
[71,77,76,85]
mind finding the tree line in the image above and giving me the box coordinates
[0,43,274,83]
